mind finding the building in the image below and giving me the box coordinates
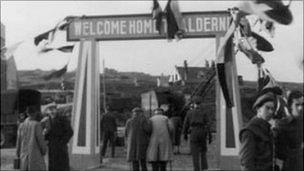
[169,60,215,86]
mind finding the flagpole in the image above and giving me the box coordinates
[102,59,107,113]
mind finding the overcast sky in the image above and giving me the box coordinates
[1,0,303,83]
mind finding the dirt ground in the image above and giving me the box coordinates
[1,138,218,171]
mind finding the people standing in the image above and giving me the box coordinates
[44,103,73,171]
[275,90,303,171]
[147,108,174,171]
[125,107,151,171]
[16,105,47,171]
[170,110,182,154]
[239,92,276,171]
[101,106,117,158]
[183,96,211,171]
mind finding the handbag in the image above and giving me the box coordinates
[13,158,20,169]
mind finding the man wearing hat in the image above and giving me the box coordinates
[239,92,276,171]
[44,102,73,171]
[182,96,211,171]
[125,107,151,171]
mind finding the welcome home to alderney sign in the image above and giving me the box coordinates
[68,10,242,171]
[67,11,230,41]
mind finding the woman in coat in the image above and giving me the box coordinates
[239,92,276,171]
[16,106,47,171]
[147,108,174,171]
[125,107,151,171]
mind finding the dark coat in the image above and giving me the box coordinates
[183,107,210,150]
[125,114,151,161]
[239,116,273,171]
[100,112,117,135]
[275,117,303,171]
[45,116,73,171]
[170,116,182,146]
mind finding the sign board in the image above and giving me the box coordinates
[68,11,230,41]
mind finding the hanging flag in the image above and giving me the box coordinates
[34,17,73,46]
[238,17,274,52]
[152,0,163,34]
[251,32,273,52]
[216,35,234,108]
[257,67,288,118]
[34,29,55,46]
[238,0,293,25]
[258,68,283,95]
[43,64,68,81]
[238,44,265,64]
[164,0,185,40]
[40,45,74,53]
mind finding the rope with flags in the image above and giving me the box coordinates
[215,0,294,108]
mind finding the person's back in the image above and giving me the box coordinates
[125,108,151,171]
[101,111,117,157]
[147,108,174,171]
[16,108,47,171]
[101,112,117,133]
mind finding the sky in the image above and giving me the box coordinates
[1,0,303,83]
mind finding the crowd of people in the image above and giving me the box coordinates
[14,89,303,171]
[239,90,303,171]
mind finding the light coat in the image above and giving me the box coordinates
[147,115,174,162]
[16,118,47,171]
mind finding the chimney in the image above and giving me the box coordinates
[205,60,210,68]
[184,60,188,81]
[211,60,215,68]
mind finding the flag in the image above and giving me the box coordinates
[216,35,234,108]
[164,0,185,40]
[34,29,55,46]
[34,17,73,46]
[152,0,163,34]
[257,67,288,118]
[238,0,293,25]
[40,45,74,53]
[238,17,273,52]
[238,43,265,64]
[251,32,273,52]
[43,64,68,81]
[258,68,283,95]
